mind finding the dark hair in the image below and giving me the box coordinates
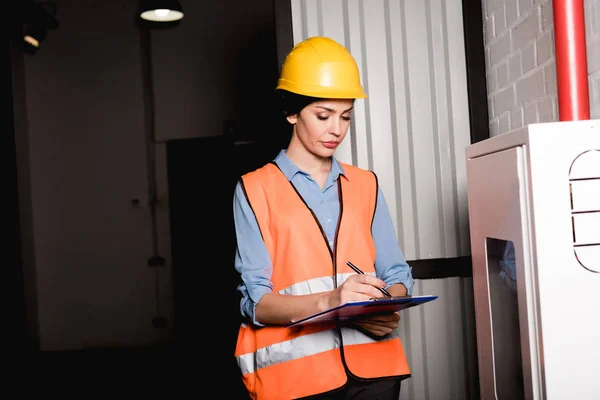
[277,90,324,116]
[276,89,357,118]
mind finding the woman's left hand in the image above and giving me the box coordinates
[349,311,400,337]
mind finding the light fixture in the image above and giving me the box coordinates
[139,0,184,22]
[21,1,59,54]
[24,24,46,49]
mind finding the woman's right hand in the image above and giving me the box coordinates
[325,274,389,310]
[258,274,390,326]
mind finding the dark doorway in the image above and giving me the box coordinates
[166,134,280,397]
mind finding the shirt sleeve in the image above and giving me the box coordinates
[233,181,274,326]
[372,186,415,295]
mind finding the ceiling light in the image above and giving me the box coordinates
[139,0,184,22]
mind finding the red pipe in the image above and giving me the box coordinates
[553,0,590,121]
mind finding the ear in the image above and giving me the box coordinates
[286,113,298,125]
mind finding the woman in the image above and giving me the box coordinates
[233,36,414,400]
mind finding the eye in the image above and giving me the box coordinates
[341,115,352,121]
[317,115,329,121]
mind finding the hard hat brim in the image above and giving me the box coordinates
[276,79,368,99]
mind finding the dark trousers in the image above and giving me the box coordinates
[297,376,402,400]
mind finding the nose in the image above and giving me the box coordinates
[329,118,343,137]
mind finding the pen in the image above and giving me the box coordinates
[346,261,392,297]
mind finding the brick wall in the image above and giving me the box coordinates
[483,0,600,137]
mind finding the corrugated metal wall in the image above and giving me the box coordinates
[288,1,479,399]
[400,278,479,400]
[290,0,472,260]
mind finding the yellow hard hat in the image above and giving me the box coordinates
[276,36,367,99]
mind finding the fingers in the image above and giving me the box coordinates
[365,312,400,324]
[360,313,400,328]
[353,320,397,337]
[345,274,388,298]
[352,312,400,336]
[352,274,387,288]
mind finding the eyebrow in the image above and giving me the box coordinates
[315,106,354,113]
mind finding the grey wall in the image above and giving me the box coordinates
[13,0,275,351]
[150,0,278,142]
[289,0,473,262]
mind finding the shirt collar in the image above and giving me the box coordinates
[274,149,348,182]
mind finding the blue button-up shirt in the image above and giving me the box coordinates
[233,150,414,325]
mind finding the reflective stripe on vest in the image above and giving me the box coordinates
[238,325,401,375]
[237,272,400,375]
[282,272,371,295]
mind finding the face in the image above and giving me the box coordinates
[287,99,354,158]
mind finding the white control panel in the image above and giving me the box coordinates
[465,119,600,400]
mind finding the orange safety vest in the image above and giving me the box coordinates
[235,161,410,400]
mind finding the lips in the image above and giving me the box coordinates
[322,141,339,149]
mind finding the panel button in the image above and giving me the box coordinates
[570,180,600,212]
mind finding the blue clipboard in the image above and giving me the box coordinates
[286,295,438,327]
